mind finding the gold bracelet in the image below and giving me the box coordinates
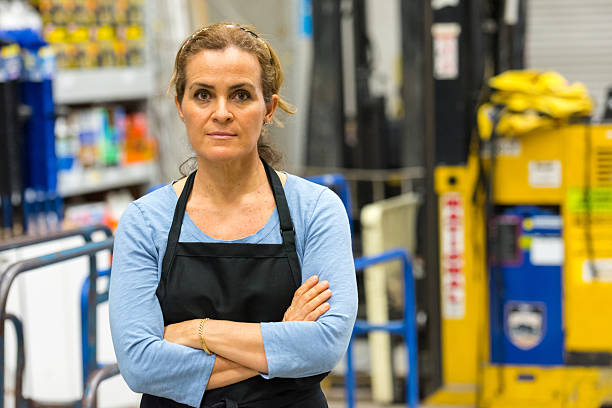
[198,318,212,355]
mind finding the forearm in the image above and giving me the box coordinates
[207,355,258,390]
[205,320,268,373]
[261,314,355,378]
[166,319,268,373]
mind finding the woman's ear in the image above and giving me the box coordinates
[265,94,279,123]
[175,95,185,121]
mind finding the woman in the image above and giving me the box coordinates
[109,23,357,408]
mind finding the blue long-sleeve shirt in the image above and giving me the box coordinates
[109,173,357,407]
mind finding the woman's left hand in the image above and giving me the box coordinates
[164,319,201,349]
[283,275,332,322]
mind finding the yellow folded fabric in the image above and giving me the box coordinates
[478,70,593,138]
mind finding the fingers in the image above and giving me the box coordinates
[309,288,332,311]
[293,275,319,299]
[305,302,331,321]
[299,287,331,318]
[300,280,329,305]
[284,276,333,322]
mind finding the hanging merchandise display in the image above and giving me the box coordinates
[22,34,60,233]
[0,40,24,238]
[0,1,61,238]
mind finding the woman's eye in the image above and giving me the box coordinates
[234,90,250,101]
[195,90,210,101]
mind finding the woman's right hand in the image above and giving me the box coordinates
[282,275,332,322]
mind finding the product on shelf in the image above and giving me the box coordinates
[63,188,133,231]
[44,26,71,69]
[55,105,157,172]
[124,111,155,163]
[96,24,115,66]
[124,23,143,66]
[70,25,96,68]
[35,0,145,69]
[0,28,60,237]
[72,0,97,26]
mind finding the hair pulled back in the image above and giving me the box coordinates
[170,22,294,167]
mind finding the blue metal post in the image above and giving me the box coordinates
[345,333,356,408]
[81,268,111,385]
[347,248,419,407]
[403,253,419,408]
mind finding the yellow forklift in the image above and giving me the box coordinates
[427,71,612,407]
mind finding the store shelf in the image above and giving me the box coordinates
[58,162,157,197]
[53,67,154,105]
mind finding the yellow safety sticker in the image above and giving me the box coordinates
[567,188,612,213]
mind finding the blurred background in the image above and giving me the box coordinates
[1,0,612,407]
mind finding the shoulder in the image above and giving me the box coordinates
[134,183,176,212]
[118,183,176,232]
[283,173,328,213]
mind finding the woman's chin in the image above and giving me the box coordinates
[197,148,257,164]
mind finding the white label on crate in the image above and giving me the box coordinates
[530,215,563,230]
[530,237,564,266]
[497,138,522,157]
[582,259,612,282]
[440,192,466,319]
[432,23,461,80]
[528,160,561,188]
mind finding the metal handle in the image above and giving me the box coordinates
[0,238,114,408]
[81,364,120,408]
[0,225,112,252]
[4,314,25,408]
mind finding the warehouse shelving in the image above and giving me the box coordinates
[57,161,157,197]
[53,67,154,105]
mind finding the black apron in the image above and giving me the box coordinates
[141,161,328,408]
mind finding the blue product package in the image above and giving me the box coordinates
[0,39,23,232]
[2,29,57,233]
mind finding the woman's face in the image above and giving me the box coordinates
[176,46,278,164]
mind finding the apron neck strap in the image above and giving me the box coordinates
[262,159,301,287]
[162,170,196,274]
[262,159,294,234]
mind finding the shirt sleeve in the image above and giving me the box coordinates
[109,202,215,407]
[260,188,358,378]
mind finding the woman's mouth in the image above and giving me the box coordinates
[207,131,237,139]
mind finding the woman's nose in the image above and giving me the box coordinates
[212,99,233,122]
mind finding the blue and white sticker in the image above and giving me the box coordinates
[505,301,545,350]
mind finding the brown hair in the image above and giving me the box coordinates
[170,22,294,168]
